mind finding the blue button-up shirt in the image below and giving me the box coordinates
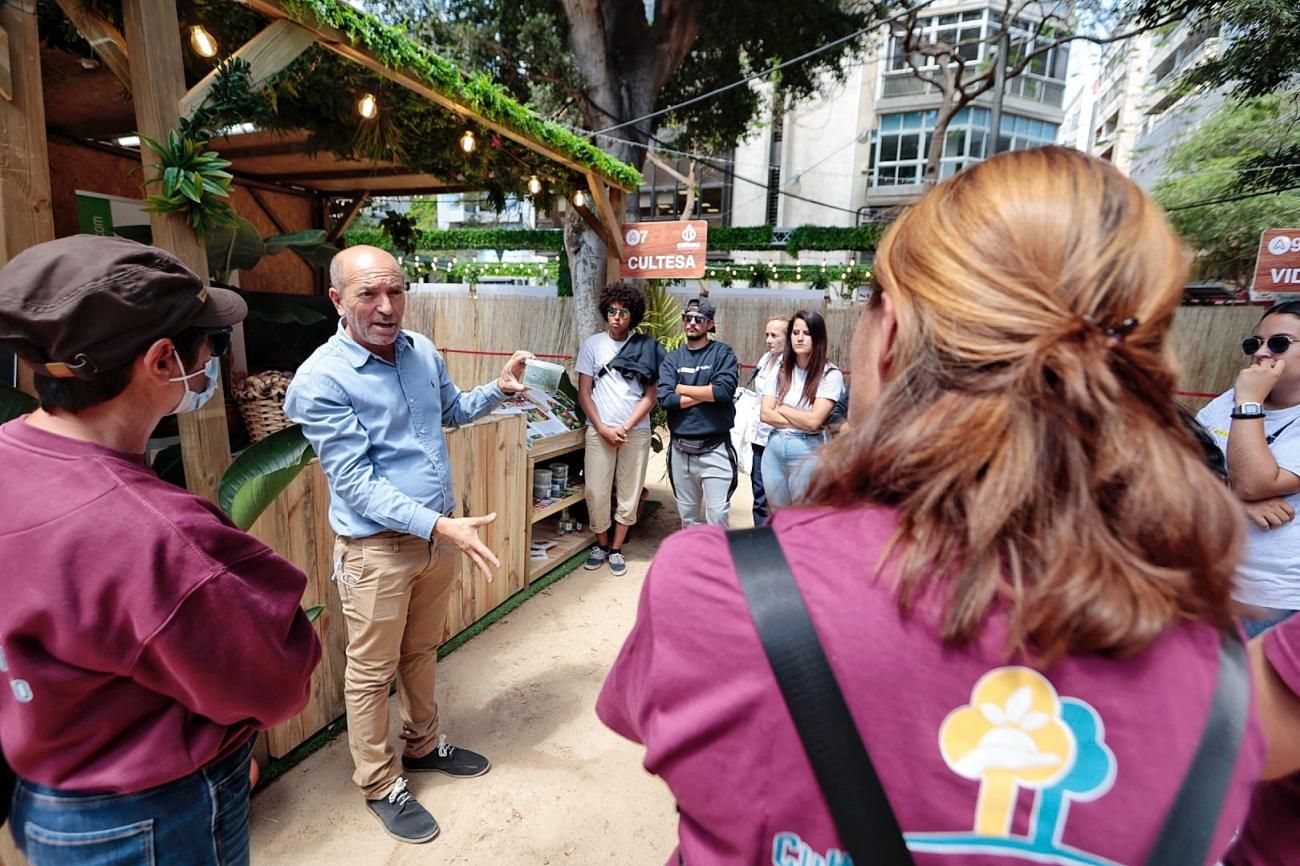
[284,323,506,541]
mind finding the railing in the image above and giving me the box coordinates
[880,72,1064,108]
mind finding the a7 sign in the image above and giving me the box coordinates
[618,220,708,280]
[1251,228,1300,300]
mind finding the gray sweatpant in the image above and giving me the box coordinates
[667,441,737,528]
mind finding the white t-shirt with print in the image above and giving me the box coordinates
[575,332,651,429]
[750,351,782,446]
[762,363,844,414]
[1198,388,1300,609]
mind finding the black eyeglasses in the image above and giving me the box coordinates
[682,314,710,324]
[206,328,233,358]
[1242,335,1298,356]
[606,308,631,320]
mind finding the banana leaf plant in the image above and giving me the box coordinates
[218,423,323,622]
[0,382,38,423]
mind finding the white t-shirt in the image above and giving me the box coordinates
[575,332,651,429]
[762,363,844,416]
[1197,389,1300,609]
[750,351,782,446]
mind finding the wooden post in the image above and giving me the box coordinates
[51,0,133,93]
[0,0,56,403]
[123,0,232,503]
[606,188,626,283]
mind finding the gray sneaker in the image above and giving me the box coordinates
[584,545,608,570]
[366,777,439,844]
[608,551,627,576]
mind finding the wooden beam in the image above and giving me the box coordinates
[586,173,624,261]
[180,20,316,117]
[0,27,12,102]
[52,0,133,93]
[123,0,231,504]
[0,0,56,283]
[327,193,370,243]
[606,188,625,283]
[239,0,636,193]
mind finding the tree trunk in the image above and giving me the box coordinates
[564,208,608,337]
[923,96,962,187]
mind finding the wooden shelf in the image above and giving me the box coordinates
[528,427,585,463]
[529,528,594,580]
[531,488,586,524]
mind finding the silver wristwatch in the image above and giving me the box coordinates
[1231,401,1265,419]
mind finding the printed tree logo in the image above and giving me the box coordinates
[939,668,1075,836]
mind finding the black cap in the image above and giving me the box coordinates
[0,235,246,379]
[686,298,716,320]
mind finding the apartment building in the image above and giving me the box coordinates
[1067,19,1225,189]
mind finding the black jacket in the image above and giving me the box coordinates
[603,332,665,386]
[658,340,739,438]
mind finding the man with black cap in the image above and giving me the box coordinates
[0,235,321,865]
[658,298,740,527]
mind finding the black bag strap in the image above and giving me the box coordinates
[727,526,915,866]
[726,526,1250,866]
[0,746,14,828]
[1144,629,1248,866]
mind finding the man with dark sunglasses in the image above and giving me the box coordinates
[0,235,321,865]
[658,298,740,527]
[1197,300,1300,636]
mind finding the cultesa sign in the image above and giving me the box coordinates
[618,220,708,279]
[1250,228,1300,301]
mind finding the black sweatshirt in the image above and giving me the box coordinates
[657,339,738,438]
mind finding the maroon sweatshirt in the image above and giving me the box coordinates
[0,418,321,793]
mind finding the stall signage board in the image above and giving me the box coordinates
[619,220,708,279]
[1250,228,1300,301]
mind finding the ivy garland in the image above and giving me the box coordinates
[346,224,886,255]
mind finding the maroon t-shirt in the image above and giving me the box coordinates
[599,505,1265,865]
[0,418,321,793]
[1225,617,1300,864]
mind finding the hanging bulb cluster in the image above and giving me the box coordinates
[189,25,218,58]
[357,93,378,120]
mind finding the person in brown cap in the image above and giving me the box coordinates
[0,235,321,866]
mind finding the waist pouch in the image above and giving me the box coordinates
[672,434,727,455]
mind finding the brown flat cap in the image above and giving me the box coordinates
[0,235,246,379]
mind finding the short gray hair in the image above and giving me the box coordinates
[328,253,347,295]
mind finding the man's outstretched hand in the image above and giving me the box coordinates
[498,351,535,394]
[433,513,500,581]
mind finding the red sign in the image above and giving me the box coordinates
[1250,228,1300,300]
[618,220,708,279]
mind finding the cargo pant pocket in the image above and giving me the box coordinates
[23,818,155,866]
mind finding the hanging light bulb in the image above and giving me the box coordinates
[460,130,477,153]
[357,93,378,120]
[572,190,587,208]
[528,175,542,195]
[189,25,218,59]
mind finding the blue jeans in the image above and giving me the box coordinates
[1242,607,1298,639]
[10,738,254,866]
[762,429,828,510]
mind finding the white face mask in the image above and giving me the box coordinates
[168,351,220,415]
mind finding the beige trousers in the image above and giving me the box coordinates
[334,531,458,800]
[583,426,653,533]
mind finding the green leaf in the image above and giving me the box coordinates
[177,173,201,203]
[0,382,38,423]
[293,245,341,271]
[264,229,328,254]
[218,424,316,531]
[163,166,182,197]
[206,217,268,275]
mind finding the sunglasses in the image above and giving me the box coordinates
[206,328,233,358]
[1242,335,1298,355]
[606,308,632,320]
[683,313,711,324]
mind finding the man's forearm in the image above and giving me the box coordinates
[1228,419,1291,499]
[676,384,716,403]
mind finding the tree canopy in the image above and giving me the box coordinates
[1152,92,1300,289]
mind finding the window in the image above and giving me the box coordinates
[871,108,1055,188]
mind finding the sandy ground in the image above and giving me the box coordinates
[248,450,757,865]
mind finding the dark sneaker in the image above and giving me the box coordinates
[403,734,491,778]
[584,545,608,570]
[608,551,627,576]
[366,777,439,844]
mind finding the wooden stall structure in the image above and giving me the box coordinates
[0,0,640,858]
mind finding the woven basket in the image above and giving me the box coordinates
[237,397,293,442]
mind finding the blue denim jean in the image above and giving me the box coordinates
[1242,607,1298,639]
[762,429,828,510]
[10,738,254,866]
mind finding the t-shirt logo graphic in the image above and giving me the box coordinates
[907,667,1119,866]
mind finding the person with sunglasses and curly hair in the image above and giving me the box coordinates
[1196,300,1300,637]
[575,283,660,576]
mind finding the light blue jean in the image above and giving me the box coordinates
[1242,607,1297,639]
[10,738,254,866]
[761,429,829,510]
